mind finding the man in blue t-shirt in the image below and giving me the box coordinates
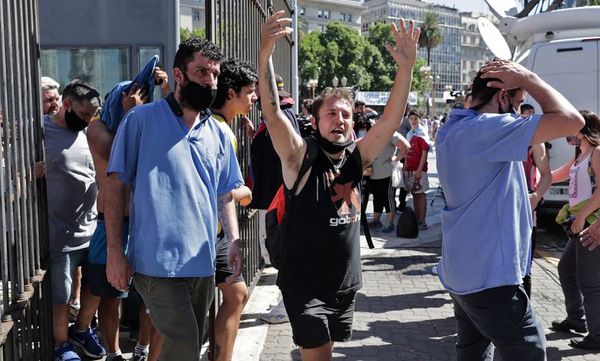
[104,38,244,361]
[436,59,584,360]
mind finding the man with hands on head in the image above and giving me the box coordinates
[259,10,416,361]
[435,59,584,361]
[104,38,244,361]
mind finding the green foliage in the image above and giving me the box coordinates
[298,22,385,93]
[180,27,206,41]
[418,12,443,65]
[299,22,432,93]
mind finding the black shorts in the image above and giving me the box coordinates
[281,290,356,349]
[87,263,128,299]
[215,235,244,285]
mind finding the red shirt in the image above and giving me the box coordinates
[404,136,429,171]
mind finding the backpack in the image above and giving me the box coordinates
[265,138,318,270]
[396,206,419,238]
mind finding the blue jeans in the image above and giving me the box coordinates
[451,285,546,361]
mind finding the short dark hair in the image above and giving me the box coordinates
[520,103,534,112]
[311,87,354,120]
[408,110,421,118]
[580,110,600,146]
[62,79,101,107]
[469,68,501,111]
[354,100,365,107]
[173,37,224,71]
[211,59,257,109]
[302,98,313,113]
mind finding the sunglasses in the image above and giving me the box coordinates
[565,136,578,143]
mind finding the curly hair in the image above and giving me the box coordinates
[211,59,257,109]
[173,37,223,71]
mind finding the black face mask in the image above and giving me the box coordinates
[65,109,88,131]
[180,71,217,112]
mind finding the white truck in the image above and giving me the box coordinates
[479,4,600,210]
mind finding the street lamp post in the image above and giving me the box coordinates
[306,78,318,99]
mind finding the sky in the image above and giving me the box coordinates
[424,0,494,15]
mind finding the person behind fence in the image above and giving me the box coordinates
[259,11,418,360]
[366,126,409,233]
[550,110,600,351]
[435,59,584,361]
[403,110,430,231]
[104,37,244,361]
[210,58,258,361]
[45,80,103,361]
[41,76,61,115]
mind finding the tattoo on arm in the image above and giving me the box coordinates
[217,196,238,244]
[266,60,279,108]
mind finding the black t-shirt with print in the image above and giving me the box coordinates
[277,144,363,296]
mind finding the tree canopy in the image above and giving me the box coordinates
[299,21,427,93]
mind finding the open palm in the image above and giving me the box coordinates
[386,19,420,69]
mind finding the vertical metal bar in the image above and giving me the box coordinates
[0,1,10,343]
[206,0,217,43]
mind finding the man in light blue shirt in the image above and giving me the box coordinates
[104,38,244,361]
[436,59,583,361]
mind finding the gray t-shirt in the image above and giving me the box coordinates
[44,115,97,253]
[371,132,403,180]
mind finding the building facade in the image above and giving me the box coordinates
[298,0,364,32]
[181,0,206,30]
[460,12,496,90]
[362,0,462,111]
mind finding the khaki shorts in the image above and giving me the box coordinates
[403,171,429,194]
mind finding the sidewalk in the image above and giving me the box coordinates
[233,151,599,361]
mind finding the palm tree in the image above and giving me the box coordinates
[418,12,443,65]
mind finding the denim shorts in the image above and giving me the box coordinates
[50,248,88,304]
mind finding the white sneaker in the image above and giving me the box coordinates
[259,302,289,324]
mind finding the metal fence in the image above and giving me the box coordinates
[0,0,53,360]
[206,0,295,292]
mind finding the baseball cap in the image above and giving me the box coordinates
[275,74,291,98]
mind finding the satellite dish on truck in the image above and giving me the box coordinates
[478,17,512,60]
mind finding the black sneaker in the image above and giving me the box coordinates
[551,319,588,333]
[570,336,600,350]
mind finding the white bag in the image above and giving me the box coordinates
[391,161,404,188]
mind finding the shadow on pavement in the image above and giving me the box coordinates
[335,317,456,361]
[355,290,450,314]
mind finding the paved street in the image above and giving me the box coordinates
[237,151,600,361]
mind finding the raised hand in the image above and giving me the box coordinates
[480,59,534,90]
[385,19,420,69]
[260,10,293,54]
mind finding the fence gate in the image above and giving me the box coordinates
[206,0,295,292]
[0,0,53,360]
